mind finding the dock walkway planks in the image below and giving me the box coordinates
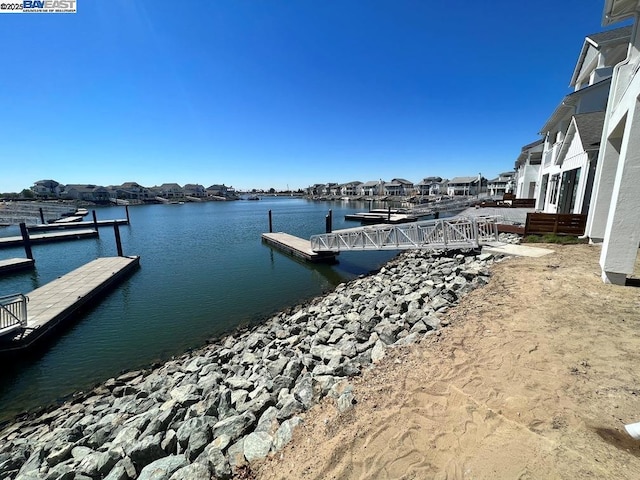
[0,229,98,249]
[0,258,34,274]
[262,232,338,263]
[0,256,140,353]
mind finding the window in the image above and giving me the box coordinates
[549,174,560,205]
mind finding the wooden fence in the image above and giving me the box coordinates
[524,213,587,236]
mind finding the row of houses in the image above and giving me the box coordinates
[30,180,237,202]
[514,0,640,285]
[307,173,515,198]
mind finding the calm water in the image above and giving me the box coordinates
[0,198,399,422]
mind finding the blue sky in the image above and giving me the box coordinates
[1,0,613,192]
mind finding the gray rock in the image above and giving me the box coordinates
[137,455,188,480]
[226,438,246,469]
[129,432,165,468]
[168,462,211,480]
[169,384,200,407]
[175,416,215,448]
[161,429,177,454]
[186,429,210,462]
[196,445,231,479]
[292,374,314,409]
[211,413,255,442]
[370,340,386,363]
[337,391,356,413]
[272,417,303,452]
[45,442,74,467]
[77,450,121,478]
[103,457,137,480]
[243,431,273,462]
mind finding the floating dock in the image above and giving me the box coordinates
[0,258,35,274]
[0,229,98,249]
[262,232,338,263]
[0,256,140,353]
[344,212,417,224]
[29,218,129,232]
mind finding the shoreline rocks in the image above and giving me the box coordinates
[0,245,511,480]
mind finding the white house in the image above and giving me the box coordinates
[339,181,362,197]
[536,26,630,214]
[359,180,382,196]
[415,177,443,196]
[487,172,516,197]
[514,140,543,199]
[383,178,414,196]
[586,0,640,285]
[31,179,62,198]
[447,176,485,196]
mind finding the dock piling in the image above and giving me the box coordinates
[114,224,123,256]
[125,205,130,224]
[325,209,332,233]
[39,208,45,224]
[268,210,273,233]
[19,223,33,260]
[92,210,100,238]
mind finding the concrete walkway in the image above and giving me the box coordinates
[482,242,554,258]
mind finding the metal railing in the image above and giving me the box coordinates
[0,293,28,333]
[310,216,499,252]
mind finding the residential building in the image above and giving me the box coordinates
[114,182,150,201]
[183,184,207,198]
[383,178,413,196]
[156,183,184,199]
[415,177,444,196]
[487,172,516,197]
[339,181,363,197]
[514,140,543,199]
[536,26,631,214]
[359,180,382,196]
[31,179,62,198]
[62,184,110,203]
[447,176,485,196]
[586,0,640,284]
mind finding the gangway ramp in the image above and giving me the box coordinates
[310,217,499,252]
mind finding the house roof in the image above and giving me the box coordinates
[570,25,632,87]
[539,77,611,134]
[159,183,182,189]
[602,0,639,25]
[574,111,606,148]
[391,178,413,185]
[449,176,479,184]
[362,180,380,187]
[556,111,606,165]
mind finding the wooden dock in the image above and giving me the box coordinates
[0,256,140,353]
[262,232,338,263]
[29,219,129,232]
[0,229,98,249]
[0,258,35,274]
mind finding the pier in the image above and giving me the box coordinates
[28,218,129,232]
[0,229,98,249]
[0,258,34,274]
[0,256,140,353]
[262,232,338,263]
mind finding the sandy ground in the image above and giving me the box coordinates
[254,243,640,480]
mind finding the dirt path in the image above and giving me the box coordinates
[255,244,640,480]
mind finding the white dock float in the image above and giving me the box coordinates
[0,256,140,353]
[0,258,35,274]
[262,232,338,263]
[0,229,98,249]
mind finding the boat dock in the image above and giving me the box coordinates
[0,229,98,249]
[0,256,140,353]
[262,232,338,263]
[344,212,417,224]
[28,218,129,232]
[0,258,34,274]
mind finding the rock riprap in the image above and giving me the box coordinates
[0,249,499,479]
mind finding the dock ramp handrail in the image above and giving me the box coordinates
[0,293,28,335]
[310,216,499,252]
